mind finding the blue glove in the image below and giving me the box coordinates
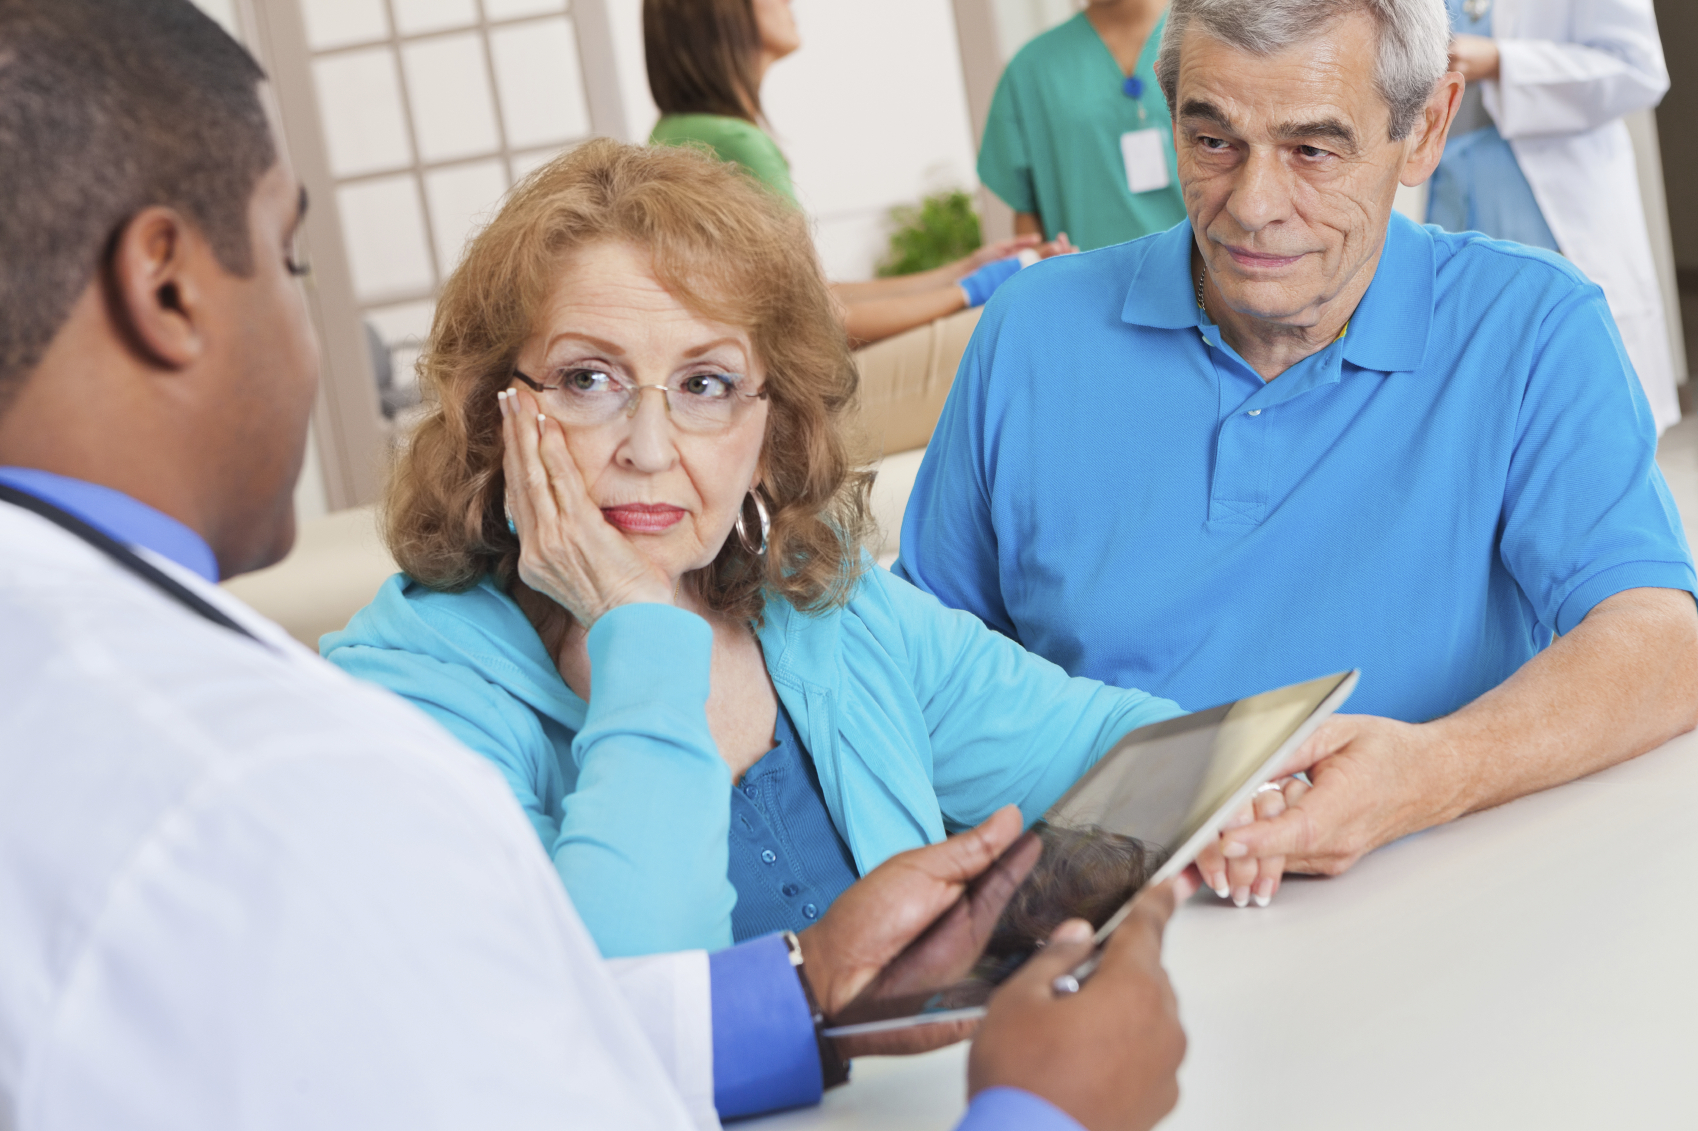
[958,256,1022,308]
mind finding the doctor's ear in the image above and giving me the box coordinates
[1400,73,1465,188]
[105,206,211,371]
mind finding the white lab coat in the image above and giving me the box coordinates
[0,504,719,1131]
[1483,0,1680,433]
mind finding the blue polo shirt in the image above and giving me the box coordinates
[895,213,1695,722]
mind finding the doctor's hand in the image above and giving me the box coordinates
[797,805,1034,1056]
[1202,714,1456,883]
[969,879,1191,1131]
[1448,34,1500,82]
[499,385,674,627]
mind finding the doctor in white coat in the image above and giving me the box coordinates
[1437,0,1680,433]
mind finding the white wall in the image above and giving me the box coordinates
[609,0,981,281]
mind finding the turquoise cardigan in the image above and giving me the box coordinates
[322,563,1182,957]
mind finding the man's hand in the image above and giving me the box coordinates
[968,881,1191,1131]
[797,806,1031,1054]
[1195,714,1459,891]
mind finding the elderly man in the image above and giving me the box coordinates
[897,0,1698,908]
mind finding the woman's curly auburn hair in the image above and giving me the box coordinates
[385,137,872,625]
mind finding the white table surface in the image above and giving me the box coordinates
[745,728,1698,1130]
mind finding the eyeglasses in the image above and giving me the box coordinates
[511,366,767,434]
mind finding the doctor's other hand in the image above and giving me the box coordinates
[969,879,1191,1131]
[797,805,1029,1055]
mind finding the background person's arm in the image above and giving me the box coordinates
[832,235,1066,347]
[1481,0,1667,137]
[837,284,970,348]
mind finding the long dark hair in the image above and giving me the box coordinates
[643,0,764,122]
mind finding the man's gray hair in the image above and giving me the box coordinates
[1155,0,1451,141]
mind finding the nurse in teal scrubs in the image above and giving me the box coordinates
[1424,0,1559,250]
[977,0,1187,251]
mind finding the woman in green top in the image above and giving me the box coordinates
[978,0,1187,251]
[643,0,1071,347]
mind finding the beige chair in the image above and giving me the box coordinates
[227,306,982,647]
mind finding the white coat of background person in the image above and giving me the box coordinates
[1443,0,1680,433]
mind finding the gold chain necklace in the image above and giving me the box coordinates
[1195,266,1207,312]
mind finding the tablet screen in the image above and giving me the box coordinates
[823,671,1355,1036]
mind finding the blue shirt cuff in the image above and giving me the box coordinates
[708,933,822,1118]
[957,1087,1085,1131]
[1554,560,1698,636]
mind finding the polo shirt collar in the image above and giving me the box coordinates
[1342,211,1433,374]
[1121,211,1435,374]
[1122,220,1203,330]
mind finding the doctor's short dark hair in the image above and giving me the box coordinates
[0,0,275,412]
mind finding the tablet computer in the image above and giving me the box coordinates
[821,669,1358,1038]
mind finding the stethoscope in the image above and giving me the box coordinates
[0,484,263,645]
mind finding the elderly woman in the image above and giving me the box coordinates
[323,139,1180,958]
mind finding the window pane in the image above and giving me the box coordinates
[424,160,510,271]
[401,33,502,163]
[510,144,575,183]
[337,176,436,301]
[366,299,438,351]
[187,0,238,36]
[301,0,389,50]
[313,48,414,177]
[490,17,589,150]
[391,0,478,36]
[484,0,566,19]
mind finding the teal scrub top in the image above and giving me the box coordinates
[977,11,1187,251]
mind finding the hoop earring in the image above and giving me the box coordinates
[735,489,770,556]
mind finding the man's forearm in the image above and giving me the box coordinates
[1427,586,1698,819]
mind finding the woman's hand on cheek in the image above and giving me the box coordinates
[500,387,675,626]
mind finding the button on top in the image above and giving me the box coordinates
[743,784,758,798]
[782,882,800,897]
[1247,409,1262,416]
[802,903,819,919]
[760,849,777,864]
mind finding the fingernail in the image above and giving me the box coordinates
[1211,876,1230,899]
[1232,887,1250,908]
[1253,880,1273,908]
[1221,842,1248,858]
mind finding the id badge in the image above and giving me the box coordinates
[1120,129,1171,194]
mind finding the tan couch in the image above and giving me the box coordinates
[227,306,981,647]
